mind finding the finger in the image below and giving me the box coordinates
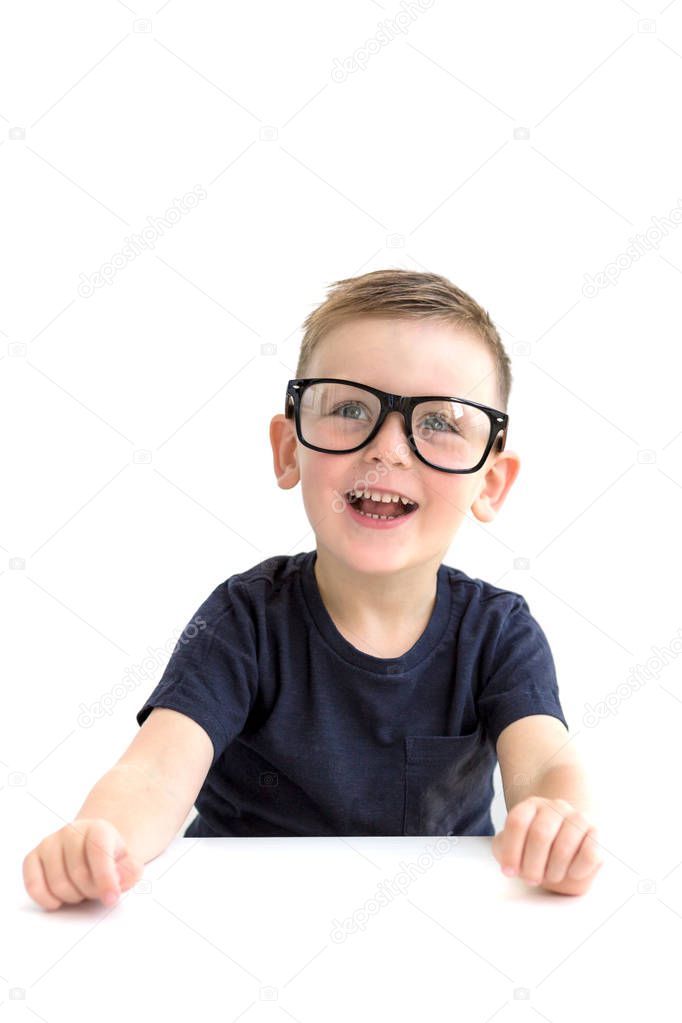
[63,828,97,901]
[83,822,123,904]
[491,831,504,865]
[544,813,592,885]
[499,801,539,875]
[520,805,565,885]
[40,839,85,905]
[567,828,604,881]
[116,852,143,892]
[23,850,62,911]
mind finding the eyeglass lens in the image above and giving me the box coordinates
[298,381,492,471]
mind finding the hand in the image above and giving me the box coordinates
[23,818,144,911]
[492,796,604,896]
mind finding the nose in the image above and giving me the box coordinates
[361,410,412,466]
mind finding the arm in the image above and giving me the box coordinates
[74,707,215,865]
[496,714,593,815]
[491,715,603,895]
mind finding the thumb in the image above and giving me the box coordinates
[115,849,144,890]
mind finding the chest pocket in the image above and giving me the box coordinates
[402,725,494,836]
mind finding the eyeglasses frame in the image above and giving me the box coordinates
[285,377,508,475]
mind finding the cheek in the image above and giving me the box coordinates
[299,458,336,509]
[428,482,475,521]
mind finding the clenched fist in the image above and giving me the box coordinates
[492,796,604,896]
[23,818,144,911]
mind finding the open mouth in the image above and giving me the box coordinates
[344,489,420,521]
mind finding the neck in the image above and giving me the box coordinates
[313,544,442,635]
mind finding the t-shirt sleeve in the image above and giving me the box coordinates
[477,595,568,750]
[135,584,258,768]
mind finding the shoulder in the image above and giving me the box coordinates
[440,563,547,671]
[201,551,311,618]
[440,561,529,614]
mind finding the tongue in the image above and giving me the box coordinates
[359,497,406,516]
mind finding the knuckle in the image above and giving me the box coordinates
[546,846,568,866]
[584,849,602,871]
[24,876,41,897]
[22,852,36,879]
[49,874,80,901]
[531,820,556,841]
[49,876,71,898]
[69,863,91,888]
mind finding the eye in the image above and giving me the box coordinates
[331,402,370,420]
[420,413,459,433]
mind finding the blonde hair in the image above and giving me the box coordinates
[296,268,512,412]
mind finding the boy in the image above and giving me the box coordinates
[22,269,603,911]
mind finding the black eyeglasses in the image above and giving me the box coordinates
[285,378,508,474]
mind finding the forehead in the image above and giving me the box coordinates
[306,315,498,406]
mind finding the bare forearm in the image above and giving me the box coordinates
[532,763,593,817]
[74,763,187,865]
[507,763,594,817]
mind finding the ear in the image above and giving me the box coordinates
[269,413,300,491]
[470,450,521,523]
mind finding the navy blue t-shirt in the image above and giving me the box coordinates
[135,550,568,837]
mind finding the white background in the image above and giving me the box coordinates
[3,0,682,1013]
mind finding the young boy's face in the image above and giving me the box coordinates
[270,315,520,577]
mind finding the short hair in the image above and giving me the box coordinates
[296,268,512,413]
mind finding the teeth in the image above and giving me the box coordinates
[347,488,416,506]
[359,511,397,519]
